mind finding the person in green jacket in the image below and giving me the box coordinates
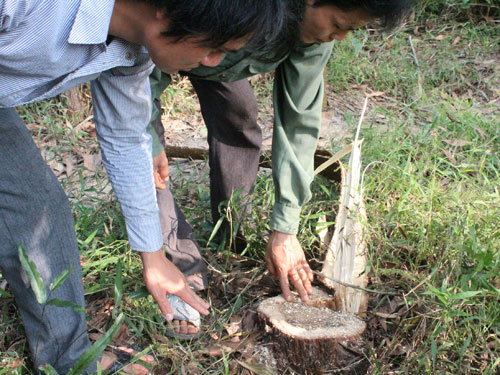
[149,0,414,338]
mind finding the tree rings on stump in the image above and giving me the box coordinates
[257,288,367,374]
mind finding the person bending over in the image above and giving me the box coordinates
[149,0,414,339]
[0,0,291,373]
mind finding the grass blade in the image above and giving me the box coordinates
[82,229,99,246]
[129,286,149,300]
[49,265,73,292]
[114,261,123,308]
[449,291,483,301]
[0,288,12,298]
[17,244,47,304]
[128,345,154,370]
[67,313,125,375]
[46,298,85,314]
[39,364,59,375]
[207,217,224,244]
[314,143,354,176]
[431,339,437,370]
[459,335,471,361]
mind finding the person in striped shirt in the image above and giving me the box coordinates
[0,0,293,373]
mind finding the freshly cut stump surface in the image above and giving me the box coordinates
[257,288,367,374]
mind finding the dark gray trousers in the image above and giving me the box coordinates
[0,108,95,374]
[190,78,261,228]
[0,108,209,373]
[157,186,207,291]
[153,78,261,254]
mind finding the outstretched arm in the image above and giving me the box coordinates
[267,42,334,301]
[92,57,206,316]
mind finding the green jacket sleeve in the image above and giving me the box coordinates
[270,42,334,234]
[148,67,172,157]
[147,122,164,157]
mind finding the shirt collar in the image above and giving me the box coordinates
[68,0,116,45]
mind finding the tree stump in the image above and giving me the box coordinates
[257,288,367,374]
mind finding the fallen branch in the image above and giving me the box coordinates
[165,145,342,182]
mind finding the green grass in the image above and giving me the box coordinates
[328,21,499,102]
[324,17,499,374]
[359,104,499,373]
[1,14,499,375]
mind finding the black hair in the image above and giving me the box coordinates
[256,0,306,60]
[142,0,296,51]
[312,0,415,29]
[279,0,307,51]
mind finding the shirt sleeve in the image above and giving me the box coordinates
[0,0,27,31]
[148,67,172,157]
[270,42,334,234]
[90,53,163,252]
[147,122,164,157]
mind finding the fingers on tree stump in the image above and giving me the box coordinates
[257,288,368,375]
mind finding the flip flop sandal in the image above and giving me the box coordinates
[164,294,201,340]
[105,346,154,374]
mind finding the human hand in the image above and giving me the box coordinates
[153,150,169,189]
[265,231,314,302]
[140,250,209,321]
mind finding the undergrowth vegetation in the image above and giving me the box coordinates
[1,5,499,375]
[323,10,499,374]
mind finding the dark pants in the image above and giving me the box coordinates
[157,186,207,291]
[153,78,261,256]
[0,108,95,374]
[190,78,261,227]
[0,107,211,373]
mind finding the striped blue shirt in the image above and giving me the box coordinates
[0,0,163,252]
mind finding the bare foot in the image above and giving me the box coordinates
[172,319,199,336]
[100,347,155,375]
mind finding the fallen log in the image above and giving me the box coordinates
[165,145,342,182]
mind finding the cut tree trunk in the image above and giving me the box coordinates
[257,288,368,374]
[164,121,369,373]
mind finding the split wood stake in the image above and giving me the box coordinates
[319,97,370,315]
